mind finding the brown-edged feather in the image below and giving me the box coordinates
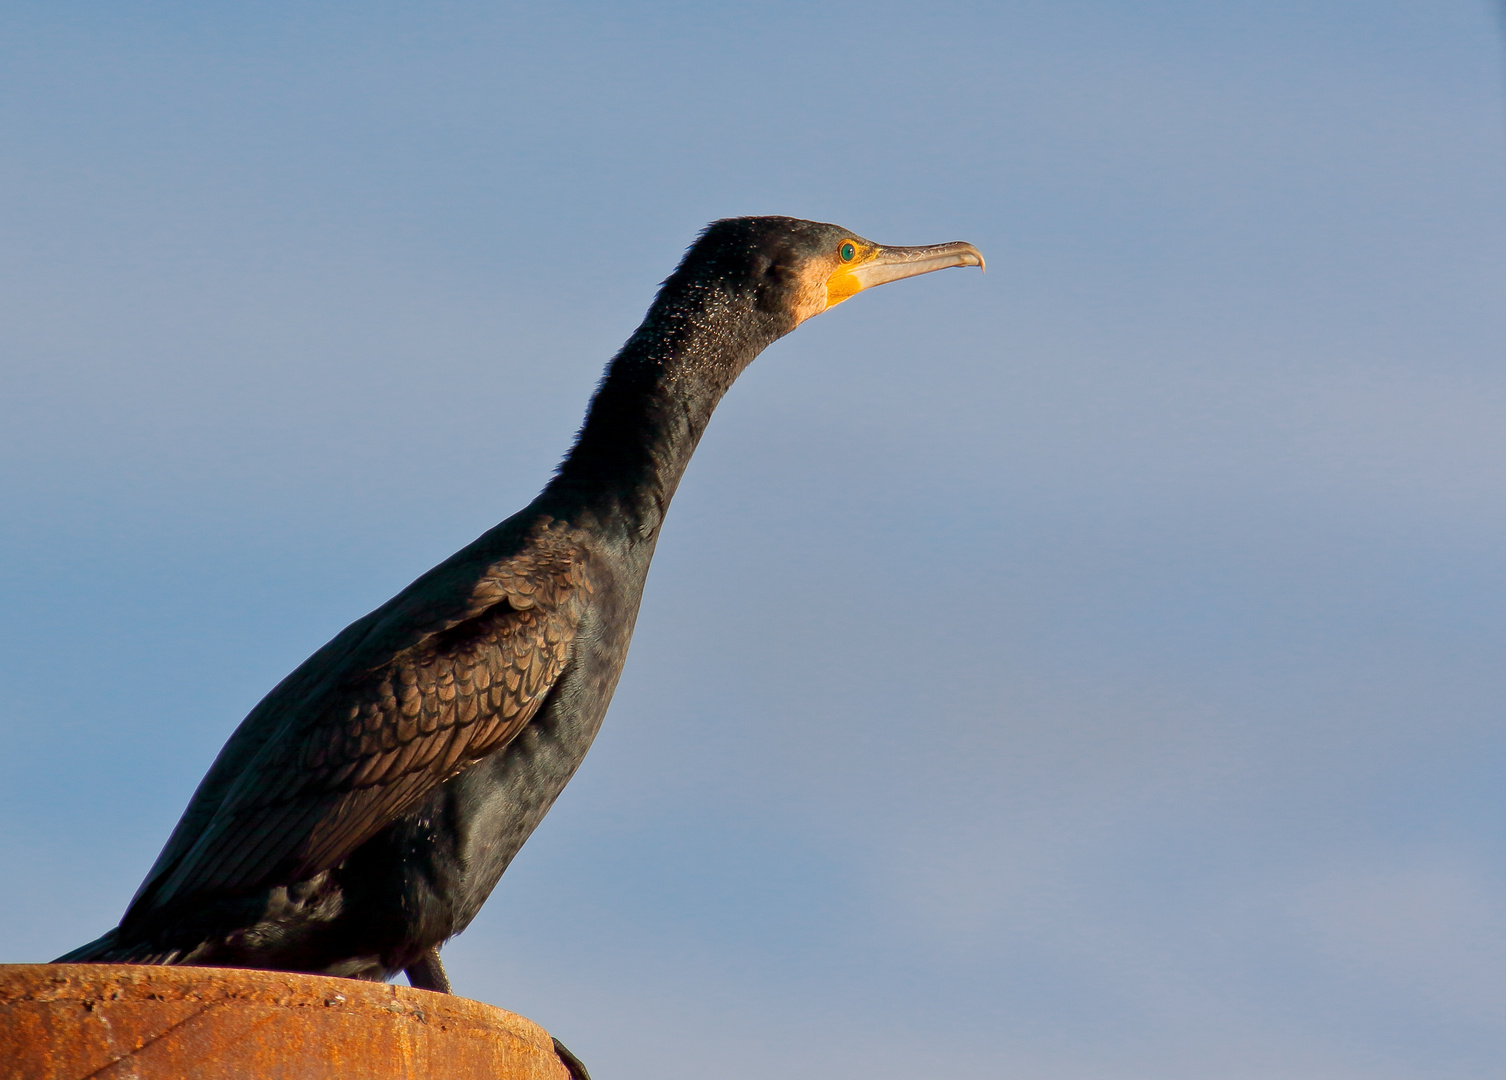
[140,521,591,908]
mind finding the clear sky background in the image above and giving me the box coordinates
[2,3,1504,1077]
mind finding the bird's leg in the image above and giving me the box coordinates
[552,1037,593,1080]
[403,946,453,993]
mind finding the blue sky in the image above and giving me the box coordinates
[2,3,1504,1076]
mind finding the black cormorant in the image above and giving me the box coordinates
[57,216,983,1042]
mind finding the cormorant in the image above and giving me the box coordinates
[57,215,982,1032]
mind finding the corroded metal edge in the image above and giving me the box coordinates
[0,964,570,1080]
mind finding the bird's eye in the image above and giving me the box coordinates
[839,242,856,262]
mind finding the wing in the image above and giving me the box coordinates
[128,518,592,917]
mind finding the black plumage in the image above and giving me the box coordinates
[58,216,982,995]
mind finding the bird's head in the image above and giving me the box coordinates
[559,216,985,505]
[674,216,984,332]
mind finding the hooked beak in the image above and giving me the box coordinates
[827,240,985,308]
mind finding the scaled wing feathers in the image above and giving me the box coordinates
[131,521,590,915]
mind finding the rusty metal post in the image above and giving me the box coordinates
[0,964,571,1079]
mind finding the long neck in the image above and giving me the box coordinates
[539,279,787,542]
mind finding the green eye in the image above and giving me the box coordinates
[840,242,856,262]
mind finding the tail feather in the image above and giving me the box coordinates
[53,929,182,965]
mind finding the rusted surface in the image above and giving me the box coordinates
[0,964,571,1080]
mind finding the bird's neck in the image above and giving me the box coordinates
[541,283,787,543]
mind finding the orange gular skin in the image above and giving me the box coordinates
[824,242,873,308]
[789,240,870,325]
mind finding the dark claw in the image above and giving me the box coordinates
[553,1036,593,1080]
